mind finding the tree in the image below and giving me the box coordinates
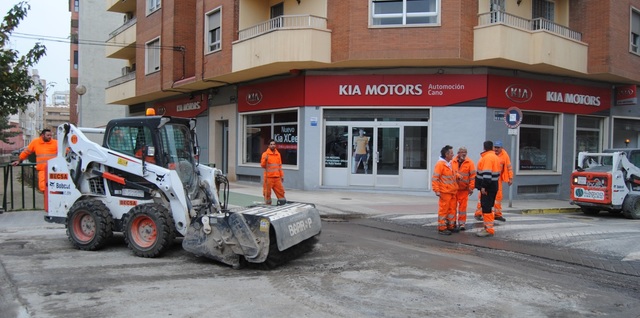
[0,1,47,144]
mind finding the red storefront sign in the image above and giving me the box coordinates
[487,75,611,114]
[238,75,486,111]
[238,74,611,114]
[615,85,637,106]
[153,93,209,117]
[305,74,487,106]
[238,77,306,112]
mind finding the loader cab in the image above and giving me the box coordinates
[104,116,200,192]
[603,148,640,167]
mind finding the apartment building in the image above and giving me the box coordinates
[69,0,127,129]
[101,0,640,200]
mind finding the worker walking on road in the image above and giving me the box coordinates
[475,140,501,237]
[432,145,458,235]
[452,147,475,231]
[12,128,58,192]
[261,139,286,206]
[493,140,513,222]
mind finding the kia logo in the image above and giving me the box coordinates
[505,84,533,103]
[617,88,635,97]
[246,90,263,105]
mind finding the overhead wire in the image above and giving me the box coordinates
[11,31,181,50]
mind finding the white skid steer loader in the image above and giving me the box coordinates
[44,114,321,268]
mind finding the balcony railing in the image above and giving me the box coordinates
[108,71,136,88]
[108,16,137,39]
[478,11,582,42]
[238,15,327,41]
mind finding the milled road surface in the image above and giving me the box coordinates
[1,215,639,317]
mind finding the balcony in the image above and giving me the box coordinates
[106,18,136,60]
[474,11,588,75]
[107,0,136,13]
[106,72,136,105]
[232,15,331,73]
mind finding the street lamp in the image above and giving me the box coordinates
[75,85,87,126]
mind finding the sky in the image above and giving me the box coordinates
[1,0,70,103]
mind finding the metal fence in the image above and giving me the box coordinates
[1,163,43,212]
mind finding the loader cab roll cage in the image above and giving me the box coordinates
[103,116,200,169]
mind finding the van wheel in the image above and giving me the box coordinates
[67,199,113,251]
[123,203,176,257]
[622,195,640,219]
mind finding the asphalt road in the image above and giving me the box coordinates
[1,211,639,317]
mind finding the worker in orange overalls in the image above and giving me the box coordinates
[475,141,501,237]
[432,145,458,235]
[493,140,513,222]
[451,146,475,231]
[261,139,286,206]
[12,128,58,192]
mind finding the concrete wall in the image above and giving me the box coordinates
[78,0,126,128]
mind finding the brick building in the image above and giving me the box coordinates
[97,0,640,200]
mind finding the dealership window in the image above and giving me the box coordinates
[518,112,558,171]
[206,8,221,53]
[403,126,427,169]
[145,38,161,74]
[632,8,640,54]
[244,110,298,166]
[371,0,440,26]
[325,126,349,168]
[148,0,161,14]
[575,116,603,167]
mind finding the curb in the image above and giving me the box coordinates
[520,208,581,215]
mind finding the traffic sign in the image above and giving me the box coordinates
[505,106,523,129]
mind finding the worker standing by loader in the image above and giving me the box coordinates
[452,146,475,231]
[432,145,458,235]
[493,140,513,222]
[475,141,501,237]
[12,128,58,192]
[261,139,286,205]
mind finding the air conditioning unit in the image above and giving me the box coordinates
[123,12,133,23]
[121,66,132,76]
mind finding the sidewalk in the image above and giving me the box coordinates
[227,182,580,218]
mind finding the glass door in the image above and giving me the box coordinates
[375,127,400,187]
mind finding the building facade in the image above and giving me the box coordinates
[100,0,640,200]
[69,0,127,129]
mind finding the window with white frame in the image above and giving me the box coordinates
[243,110,298,166]
[148,0,161,14]
[575,116,603,168]
[631,8,640,54]
[145,38,161,74]
[206,8,221,53]
[371,0,440,26]
[518,112,558,171]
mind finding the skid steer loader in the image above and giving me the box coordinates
[44,113,321,268]
[570,150,640,219]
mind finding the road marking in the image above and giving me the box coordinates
[622,251,640,261]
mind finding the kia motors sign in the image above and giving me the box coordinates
[505,84,533,103]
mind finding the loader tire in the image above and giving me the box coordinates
[123,203,176,258]
[622,195,640,219]
[580,206,600,216]
[66,199,114,251]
